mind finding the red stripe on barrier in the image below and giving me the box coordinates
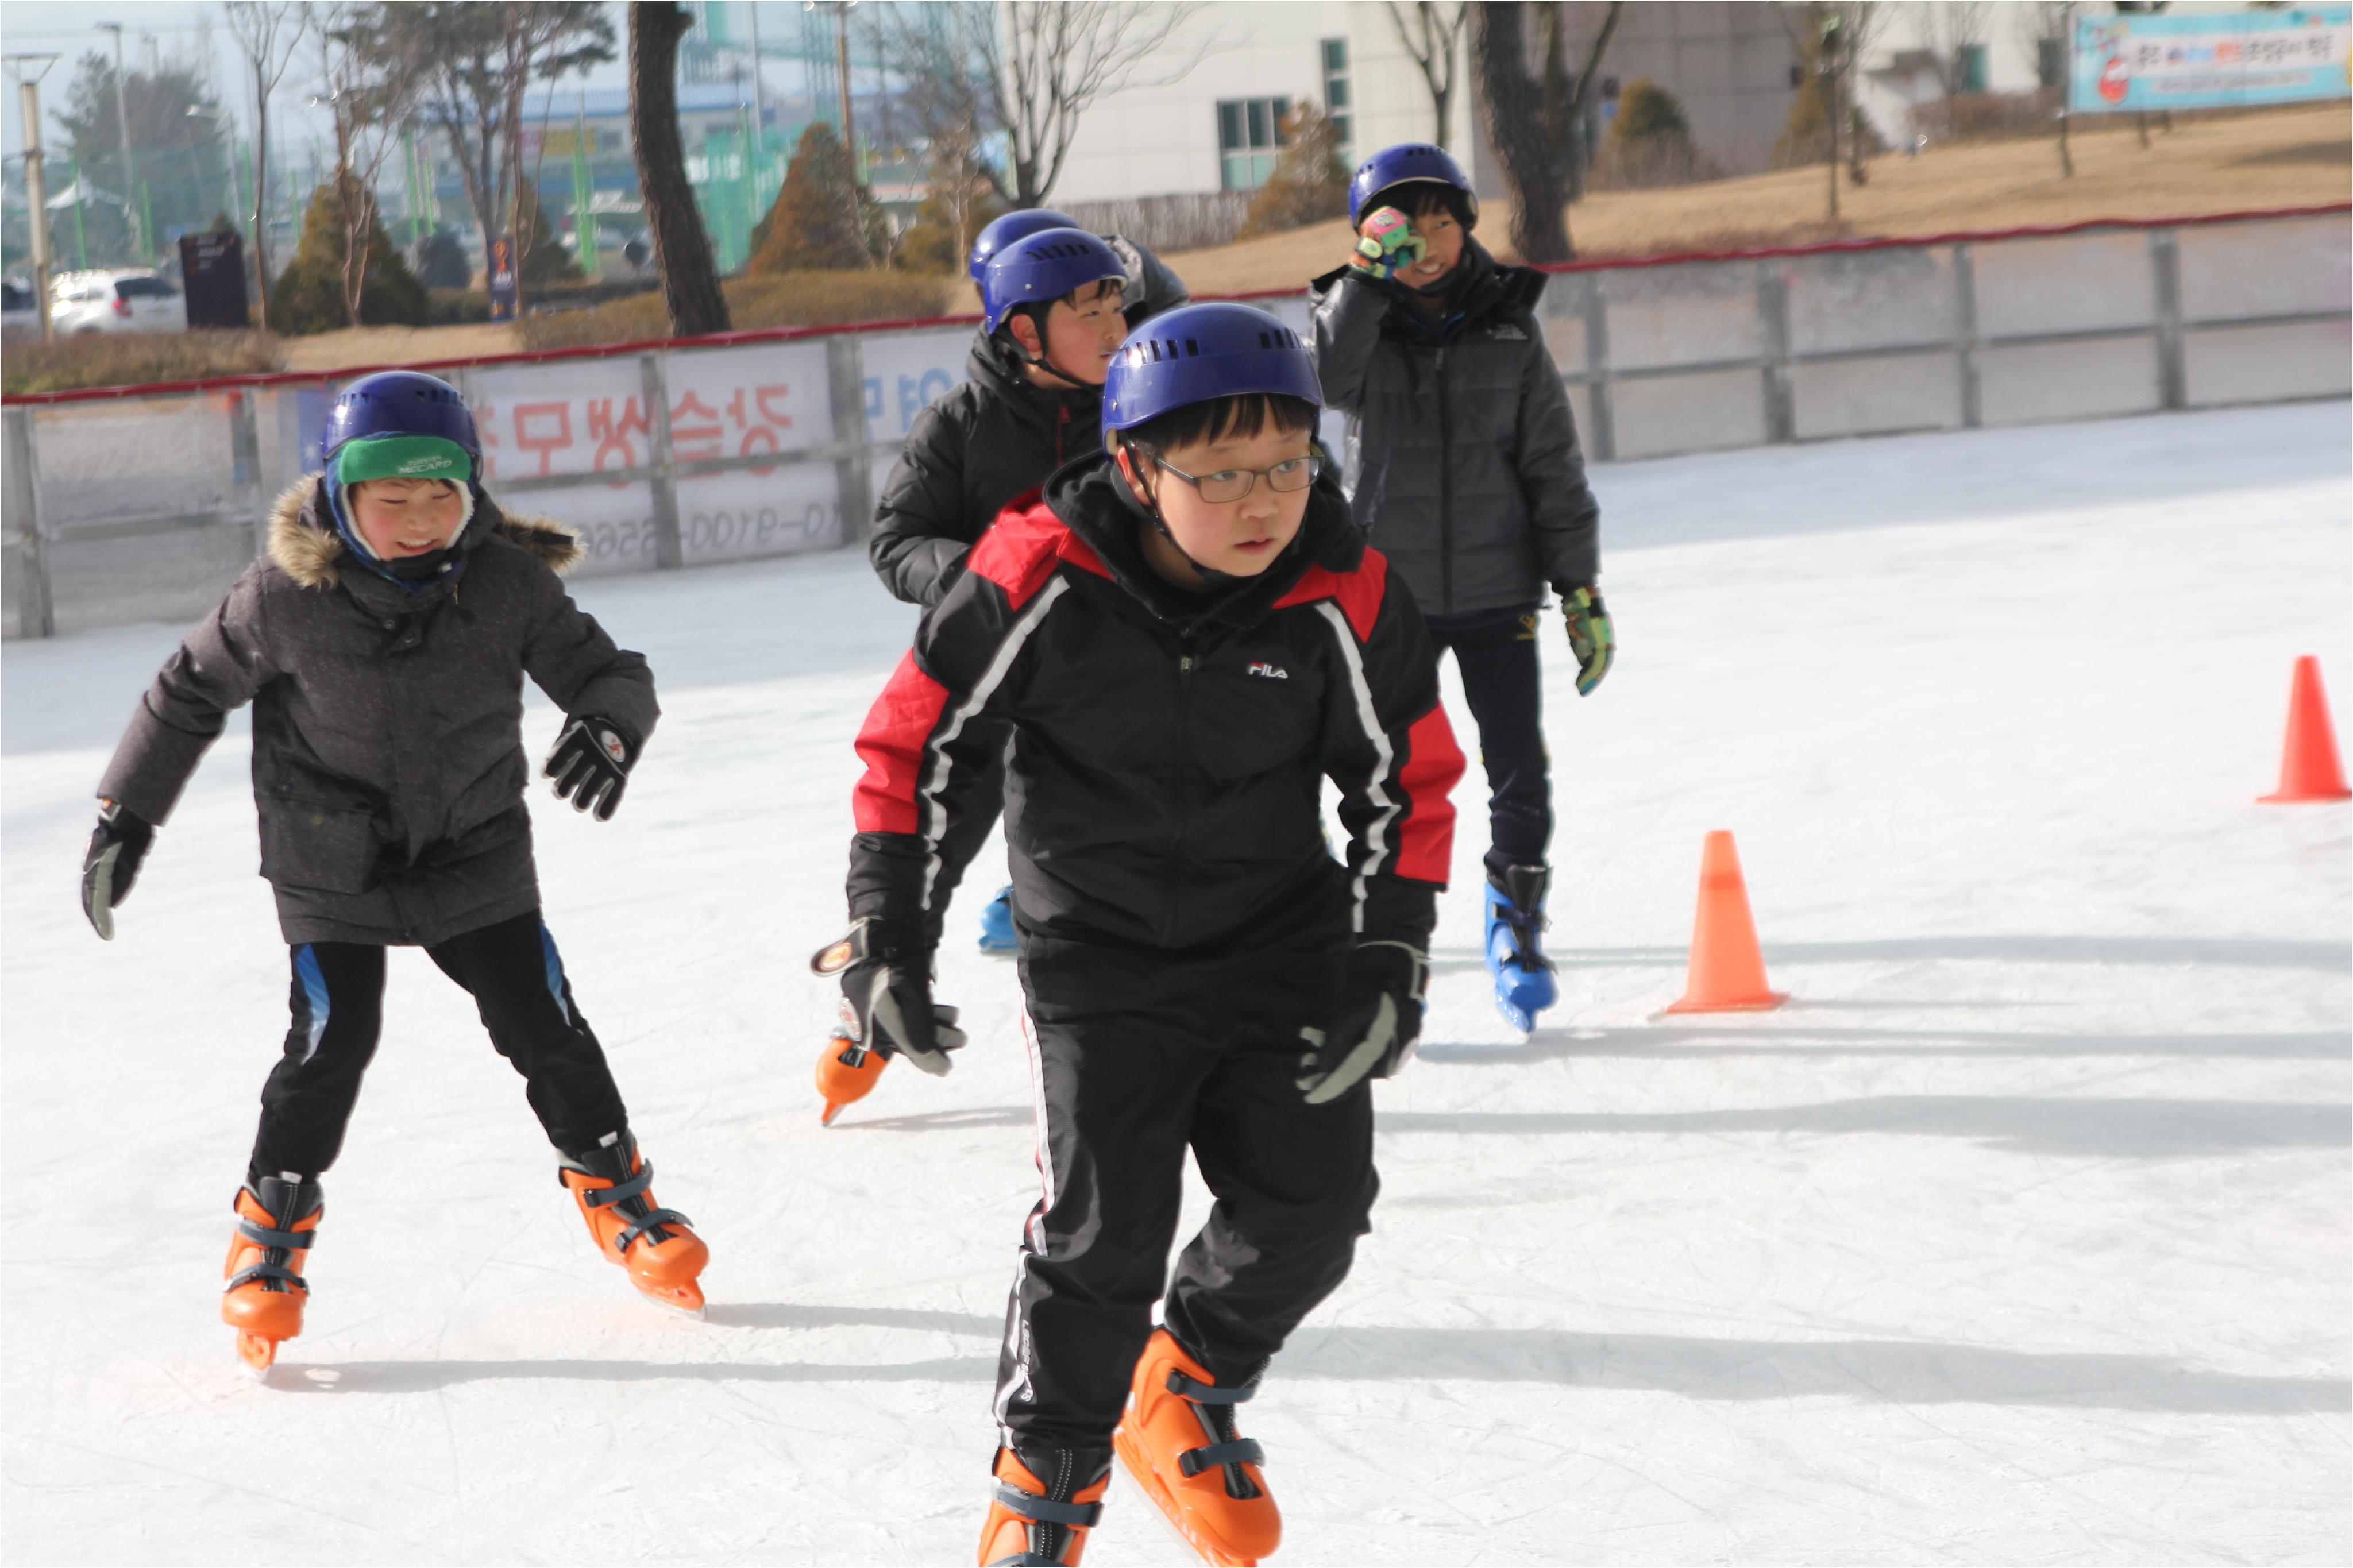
[6,203,2344,407]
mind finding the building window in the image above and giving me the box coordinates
[1321,38,1352,155]
[1217,95,1292,191]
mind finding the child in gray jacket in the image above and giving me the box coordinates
[80,371,709,1377]
[1310,141,1617,1032]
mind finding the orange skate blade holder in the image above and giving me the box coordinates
[636,1277,707,1319]
[1661,829,1788,1015]
[236,1331,281,1381]
[1113,1422,1260,1568]
[2259,655,2352,803]
[816,1033,888,1125]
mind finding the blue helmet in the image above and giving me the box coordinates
[981,227,1128,335]
[1102,303,1323,431]
[321,370,480,473]
[1348,142,1478,229]
[967,208,1082,284]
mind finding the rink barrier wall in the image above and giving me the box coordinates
[5,205,2346,639]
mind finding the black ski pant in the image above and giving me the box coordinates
[923,720,1009,949]
[994,934,1376,1452]
[1425,605,1552,885]
[248,907,628,1180]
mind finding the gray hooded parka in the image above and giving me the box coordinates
[96,478,658,947]
[1310,240,1600,619]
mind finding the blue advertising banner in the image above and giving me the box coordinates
[2072,8,2351,113]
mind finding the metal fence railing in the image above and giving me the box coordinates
[5,206,2346,640]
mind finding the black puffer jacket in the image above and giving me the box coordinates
[846,458,1465,956]
[1310,238,1601,617]
[96,478,658,947]
[868,331,1101,609]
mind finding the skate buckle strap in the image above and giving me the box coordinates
[614,1207,692,1254]
[992,1483,1102,1528]
[1176,1437,1266,1477]
[236,1218,317,1250]
[227,1262,307,1292]
[1166,1367,1255,1404]
[578,1161,655,1209]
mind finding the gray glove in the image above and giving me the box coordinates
[1297,941,1428,1104]
[809,917,966,1076]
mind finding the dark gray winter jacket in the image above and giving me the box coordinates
[869,331,1100,609]
[1310,241,1600,619]
[96,478,658,947]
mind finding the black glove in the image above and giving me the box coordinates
[81,799,155,941]
[543,716,637,821]
[809,917,966,1076]
[1296,941,1428,1104]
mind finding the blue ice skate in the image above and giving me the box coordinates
[1483,864,1558,1031]
[977,885,1018,953]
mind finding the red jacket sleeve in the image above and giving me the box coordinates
[1310,550,1464,948]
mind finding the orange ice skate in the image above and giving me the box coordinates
[977,1445,1109,1566]
[816,1001,888,1126]
[1112,1330,1279,1566]
[220,1174,322,1380]
[558,1129,708,1316]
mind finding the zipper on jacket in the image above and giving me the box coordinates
[1165,647,1196,944]
[1433,343,1455,613]
[1055,404,1070,465]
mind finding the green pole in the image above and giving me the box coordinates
[138,181,155,264]
[68,155,88,271]
[571,98,594,275]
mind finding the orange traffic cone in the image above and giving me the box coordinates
[1663,831,1787,1014]
[2258,655,2351,804]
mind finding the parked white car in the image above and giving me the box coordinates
[49,269,187,336]
[1,277,38,342]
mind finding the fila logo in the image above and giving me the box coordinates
[1247,661,1289,680]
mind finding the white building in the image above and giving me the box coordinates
[1042,2,1481,207]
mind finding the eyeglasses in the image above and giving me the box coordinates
[1151,452,1322,505]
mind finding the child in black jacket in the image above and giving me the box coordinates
[818,304,1464,1566]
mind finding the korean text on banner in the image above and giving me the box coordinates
[2072,7,2352,113]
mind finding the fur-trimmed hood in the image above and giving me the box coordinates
[267,475,583,590]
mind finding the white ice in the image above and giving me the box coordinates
[4,403,2348,1565]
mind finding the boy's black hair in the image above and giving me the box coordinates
[1120,392,1318,461]
[1371,180,1475,233]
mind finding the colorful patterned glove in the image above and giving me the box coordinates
[1350,207,1425,281]
[1561,586,1615,696]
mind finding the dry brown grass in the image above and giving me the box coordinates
[1,330,286,396]
[1157,101,2352,298]
[280,322,521,372]
[515,271,956,352]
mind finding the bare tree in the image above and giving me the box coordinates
[1386,1,1468,150]
[317,3,425,325]
[884,2,1206,210]
[628,1,726,335]
[1472,0,1621,262]
[1916,0,1993,96]
[2015,0,2078,176]
[223,1,310,328]
[1541,1,1624,204]
[360,2,611,289]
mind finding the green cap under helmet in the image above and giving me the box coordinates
[332,433,476,488]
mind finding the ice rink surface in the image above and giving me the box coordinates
[4,402,2347,1565]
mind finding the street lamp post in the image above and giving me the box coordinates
[5,54,61,339]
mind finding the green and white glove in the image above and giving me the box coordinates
[1561,586,1615,696]
[1350,207,1425,281]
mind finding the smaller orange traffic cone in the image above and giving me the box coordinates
[1663,831,1787,1014]
[2258,655,2351,804]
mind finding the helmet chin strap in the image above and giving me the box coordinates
[1119,438,1242,589]
[1010,310,1093,392]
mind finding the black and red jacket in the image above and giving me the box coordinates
[847,456,1464,956]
